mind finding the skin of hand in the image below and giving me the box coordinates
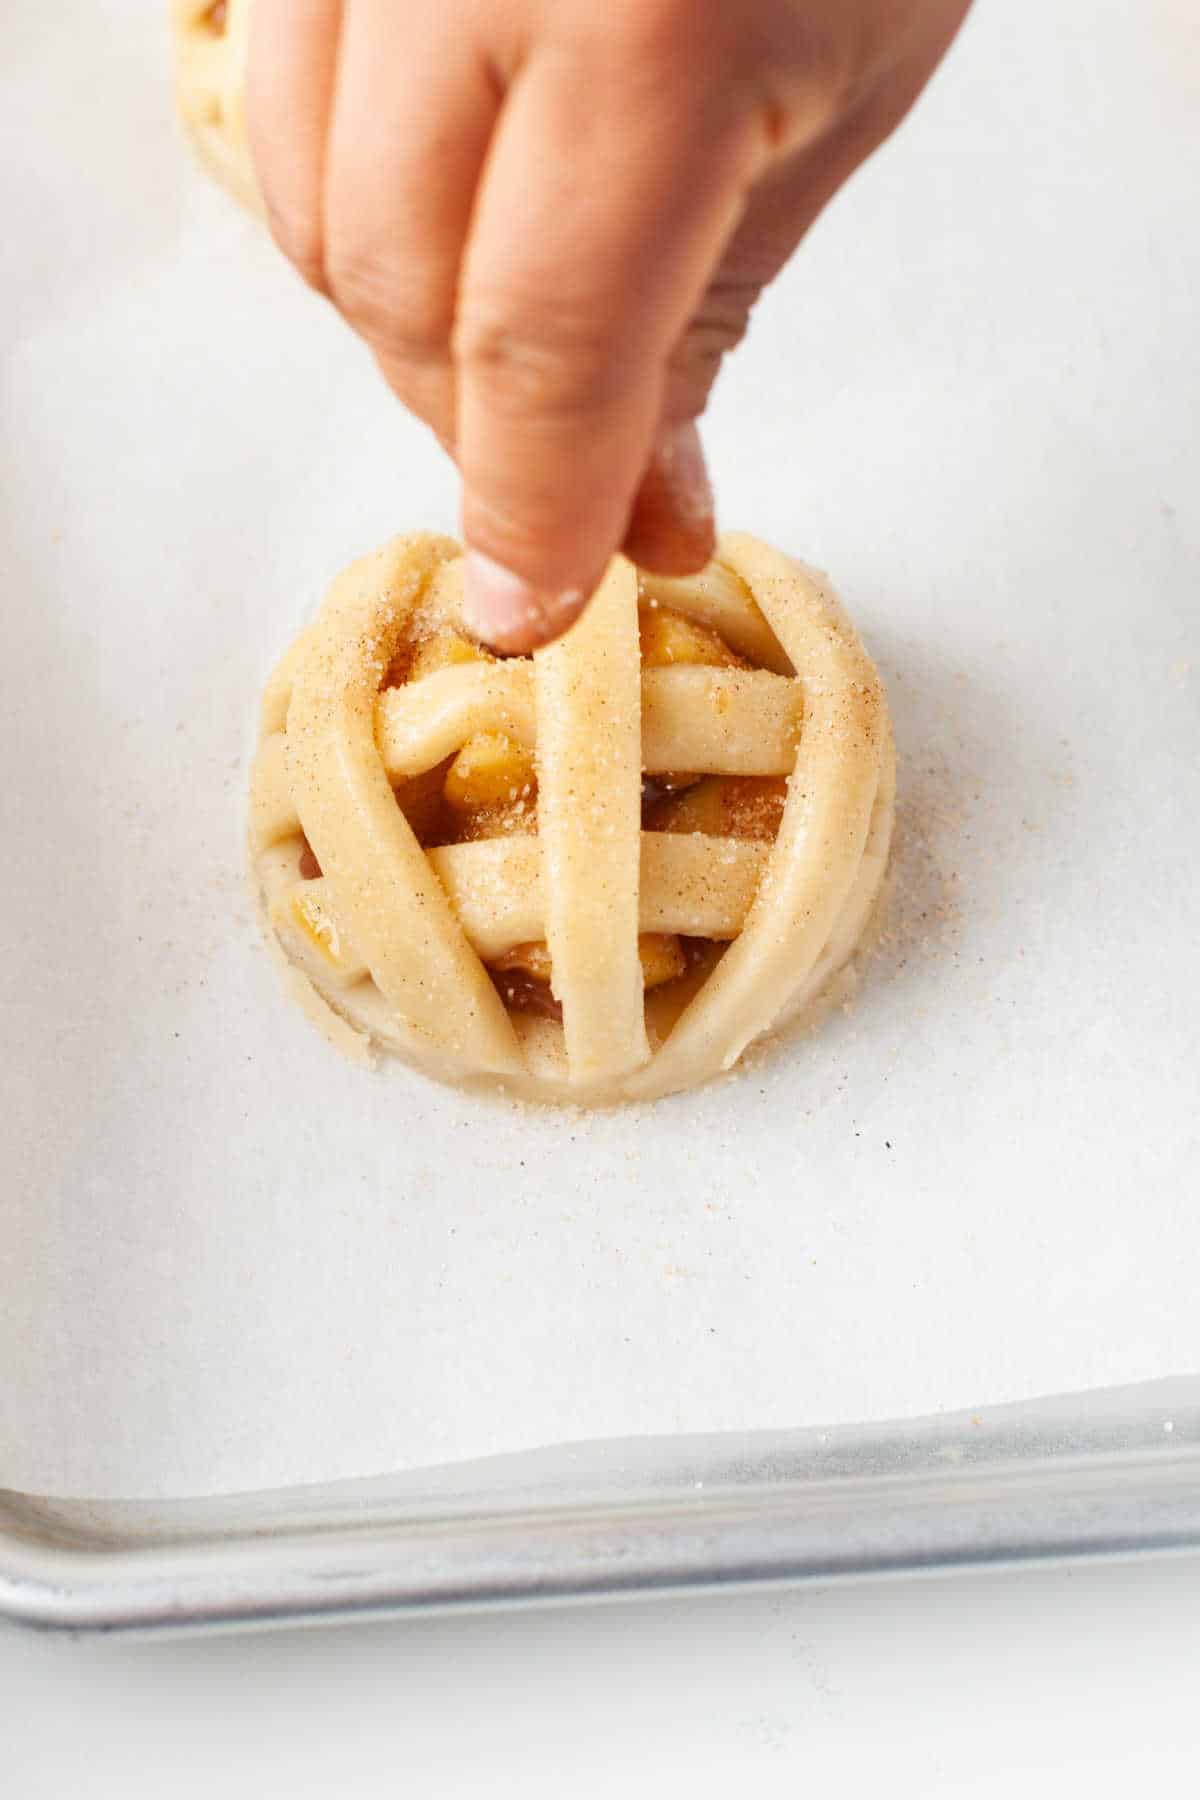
[247,0,971,652]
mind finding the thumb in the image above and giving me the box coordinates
[454,50,765,652]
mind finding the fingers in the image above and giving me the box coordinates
[245,0,342,289]
[617,84,930,578]
[321,0,500,448]
[247,0,499,452]
[246,0,972,642]
[621,257,774,575]
[622,1,974,579]
[455,44,766,651]
[622,118,912,577]
[621,421,716,576]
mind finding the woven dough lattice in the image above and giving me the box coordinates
[250,533,894,1103]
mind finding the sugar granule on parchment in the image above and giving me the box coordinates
[869,743,969,973]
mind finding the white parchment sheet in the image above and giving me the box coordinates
[1,1,1197,1499]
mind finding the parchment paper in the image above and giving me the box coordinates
[2,0,1197,1499]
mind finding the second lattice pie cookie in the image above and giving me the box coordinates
[250,534,894,1103]
[171,0,259,213]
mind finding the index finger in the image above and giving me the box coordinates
[453,36,769,649]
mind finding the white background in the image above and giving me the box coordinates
[6,1553,1200,1794]
[4,0,1199,1783]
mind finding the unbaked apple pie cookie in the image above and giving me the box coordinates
[250,534,894,1103]
[171,0,260,213]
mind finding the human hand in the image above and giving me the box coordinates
[247,0,970,650]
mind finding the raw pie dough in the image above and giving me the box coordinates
[250,534,895,1103]
[171,0,260,213]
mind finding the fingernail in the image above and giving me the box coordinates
[655,420,714,525]
[462,551,584,653]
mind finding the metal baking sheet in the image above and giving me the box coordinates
[3,0,1197,1632]
[5,1381,1200,1636]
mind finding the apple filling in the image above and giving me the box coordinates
[309,599,792,1021]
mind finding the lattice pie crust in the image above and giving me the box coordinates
[250,534,894,1103]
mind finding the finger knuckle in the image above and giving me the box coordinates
[263,202,326,293]
[325,250,450,370]
[692,274,760,352]
[461,490,596,594]
[749,27,866,150]
[455,301,627,424]
[666,334,730,404]
[663,274,758,408]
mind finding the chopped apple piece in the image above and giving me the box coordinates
[645,775,788,843]
[638,604,744,669]
[635,932,688,988]
[408,629,492,681]
[444,731,536,813]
